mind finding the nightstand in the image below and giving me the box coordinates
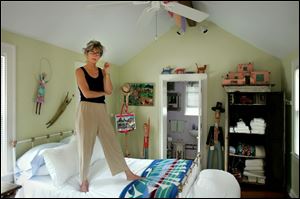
[1,182,22,198]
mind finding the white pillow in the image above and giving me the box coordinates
[43,136,105,187]
[43,138,79,187]
[59,135,73,144]
[17,142,63,171]
[35,165,49,176]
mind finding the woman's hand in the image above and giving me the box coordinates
[103,62,111,76]
[103,62,113,95]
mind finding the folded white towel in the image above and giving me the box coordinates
[251,126,266,130]
[247,176,266,184]
[244,166,264,171]
[253,118,265,123]
[250,123,266,129]
[255,145,266,157]
[243,171,266,178]
[245,170,265,176]
[236,121,247,127]
[245,159,264,166]
[251,129,265,134]
[234,127,251,133]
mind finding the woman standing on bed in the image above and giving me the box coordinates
[75,40,141,192]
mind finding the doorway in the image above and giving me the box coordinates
[159,74,207,165]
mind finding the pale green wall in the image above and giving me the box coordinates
[281,51,299,197]
[1,20,285,160]
[119,21,283,159]
[1,30,120,157]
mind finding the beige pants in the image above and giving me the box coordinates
[75,101,128,182]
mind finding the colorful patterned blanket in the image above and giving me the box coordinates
[119,159,192,198]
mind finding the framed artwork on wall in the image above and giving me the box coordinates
[167,92,180,111]
[128,83,154,106]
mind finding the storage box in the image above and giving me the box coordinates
[227,72,244,79]
[251,71,270,85]
[237,63,254,74]
[175,68,185,74]
[222,78,245,85]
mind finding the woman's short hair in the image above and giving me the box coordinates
[83,40,104,56]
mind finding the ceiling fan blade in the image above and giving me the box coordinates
[86,1,132,8]
[178,1,196,26]
[162,2,208,23]
[86,1,149,8]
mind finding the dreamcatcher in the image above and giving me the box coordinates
[35,58,52,115]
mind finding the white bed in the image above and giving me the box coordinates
[16,158,153,198]
[14,134,240,198]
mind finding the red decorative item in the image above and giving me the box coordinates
[175,68,185,74]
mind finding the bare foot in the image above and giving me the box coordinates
[80,180,89,192]
[125,170,142,181]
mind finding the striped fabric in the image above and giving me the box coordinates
[119,159,192,198]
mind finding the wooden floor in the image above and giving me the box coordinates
[241,190,288,198]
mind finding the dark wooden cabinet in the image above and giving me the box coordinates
[224,86,285,191]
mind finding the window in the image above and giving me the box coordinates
[1,55,7,175]
[294,63,299,157]
[185,82,199,116]
[1,43,16,181]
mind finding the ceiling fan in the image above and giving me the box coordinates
[87,1,209,37]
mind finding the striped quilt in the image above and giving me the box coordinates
[119,159,192,198]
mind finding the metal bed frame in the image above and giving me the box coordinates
[11,130,74,182]
[178,152,202,197]
[11,130,74,148]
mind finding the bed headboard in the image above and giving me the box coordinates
[11,129,74,161]
[11,130,74,182]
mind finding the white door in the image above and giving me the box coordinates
[159,74,207,166]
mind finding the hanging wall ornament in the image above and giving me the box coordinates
[35,57,52,115]
[46,92,74,128]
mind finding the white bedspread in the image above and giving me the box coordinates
[16,158,153,198]
[15,158,240,198]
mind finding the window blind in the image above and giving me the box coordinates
[185,82,199,116]
[1,55,8,175]
[1,43,16,182]
[294,67,299,156]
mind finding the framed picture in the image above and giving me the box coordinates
[128,83,154,106]
[167,82,175,91]
[167,92,180,111]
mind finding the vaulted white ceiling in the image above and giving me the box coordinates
[1,1,299,65]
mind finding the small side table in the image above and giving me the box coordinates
[1,182,22,198]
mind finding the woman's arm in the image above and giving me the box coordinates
[102,62,113,95]
[75,68,106,98]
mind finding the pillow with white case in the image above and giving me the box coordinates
[43,138,79,187]
[16,142,63,172]
[43,136,104,186]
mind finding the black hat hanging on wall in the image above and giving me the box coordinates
[35,57,52,115]
[211,102,225,113]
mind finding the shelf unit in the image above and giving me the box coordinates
[224,86,285,191]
